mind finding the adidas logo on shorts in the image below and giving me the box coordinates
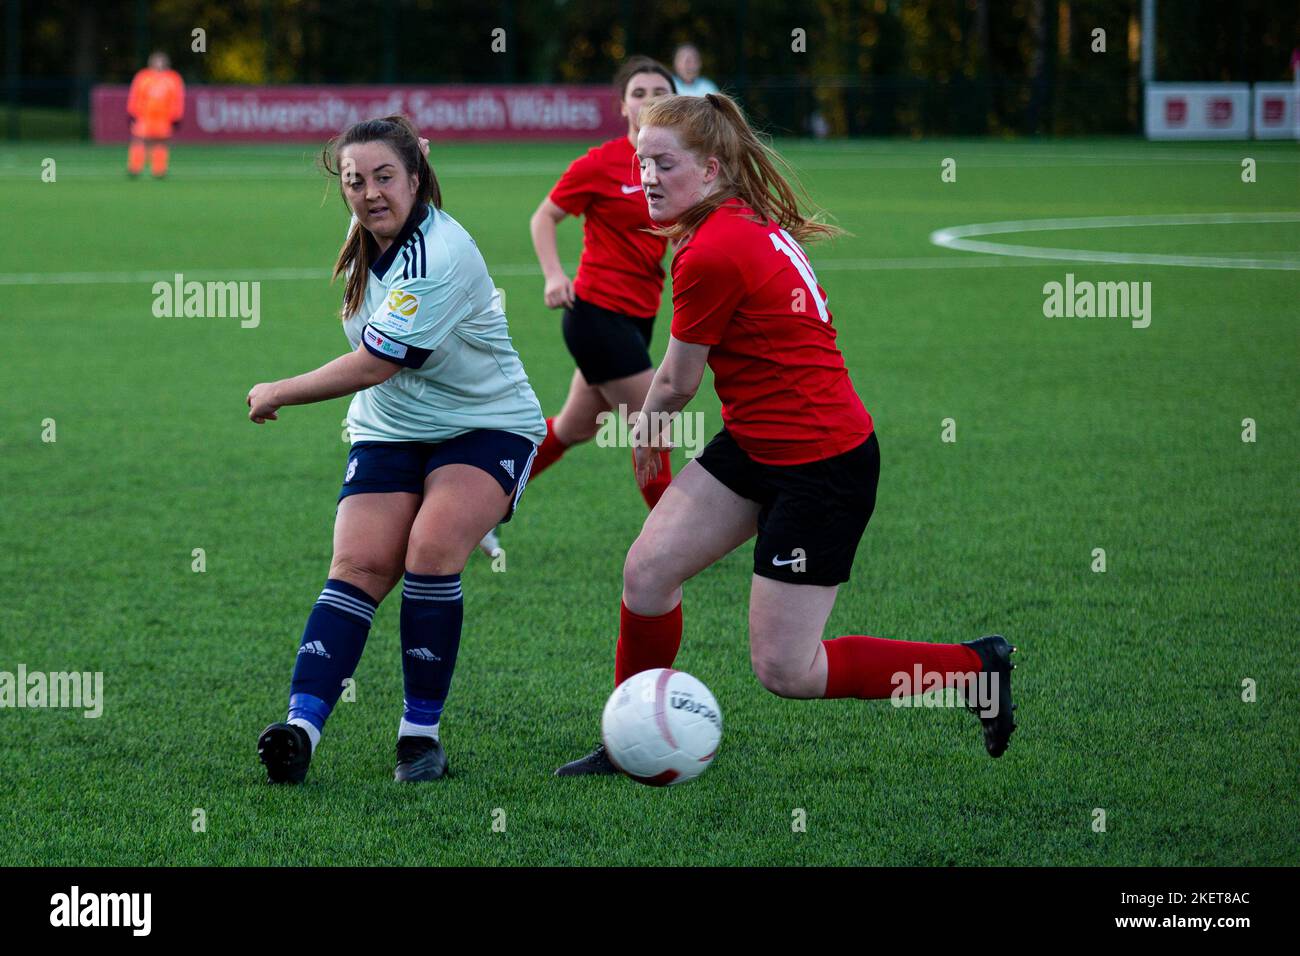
[405,647,441,662]
[499,459,516,480]
[298,640,331,659]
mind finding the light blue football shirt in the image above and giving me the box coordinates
[341,203,545,446]
[673,75,720,97]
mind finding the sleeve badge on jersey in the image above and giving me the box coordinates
[383,289,420,331]
[364,324,409,360]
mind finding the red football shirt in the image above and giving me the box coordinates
[671,199,873,465]
[549,136,667,318]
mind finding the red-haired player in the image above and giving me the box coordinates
[556,93,1018,776]
[526,56,676,509]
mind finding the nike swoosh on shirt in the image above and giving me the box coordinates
[621,184,643,194]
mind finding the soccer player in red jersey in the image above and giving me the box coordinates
[556,94,1018,777]
[527,56,677,510]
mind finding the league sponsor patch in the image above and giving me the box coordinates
[383,289,419,331]
[364,324,409,360]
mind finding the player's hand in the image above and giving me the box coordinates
[632,443,661,489]
[247,383,281,424]
[631,410,665,488]
[543,273,575,310]
[418,137,430,158]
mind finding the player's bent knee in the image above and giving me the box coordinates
[404,538,470,577]
[328,557,400,601]
[559,420,599,444]
[622,544,678,608]
[751,656,815,699]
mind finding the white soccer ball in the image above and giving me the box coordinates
[601,668,722,786]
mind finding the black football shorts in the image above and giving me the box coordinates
[694,428,880,586]
[561,294,656,385]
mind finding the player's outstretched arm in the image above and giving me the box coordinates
[631,335,709,486]
[247,345,399,423]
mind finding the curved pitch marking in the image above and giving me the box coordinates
[929,213,1300,271]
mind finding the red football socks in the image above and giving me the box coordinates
[614,599,683,686]
[822,635,983,699]
[150,143,170,176]
[635,448,673,509]
[530,416,569,478]
[127,141,146,175]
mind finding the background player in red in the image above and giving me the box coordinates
[556,93,1018,776]
[126,51,185,179]
[527,56,676,509]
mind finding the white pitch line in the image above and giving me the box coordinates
[929,212,1300,270]
[19,152,1300,180]
[0,267,331,286]
[0,262,557,286]
[0,255,1057,288]
[9,144,1300,181]
[14,210,1300,290]
[811,256,1042,270]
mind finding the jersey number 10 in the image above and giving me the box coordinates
[769,228,829,322]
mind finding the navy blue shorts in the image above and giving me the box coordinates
[339,430,538,523]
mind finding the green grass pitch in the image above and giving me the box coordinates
[1,137,1296,866]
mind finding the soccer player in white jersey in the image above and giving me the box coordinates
[247,115,546,784]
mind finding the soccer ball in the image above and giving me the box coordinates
[601,668,722,786]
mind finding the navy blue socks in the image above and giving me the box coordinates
[286,578,378,751]
[398,572,464,740]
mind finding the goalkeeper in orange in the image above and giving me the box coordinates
[126,51,185,179]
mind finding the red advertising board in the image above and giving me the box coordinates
[93,84,626,142]
[1207,97,1234,125]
